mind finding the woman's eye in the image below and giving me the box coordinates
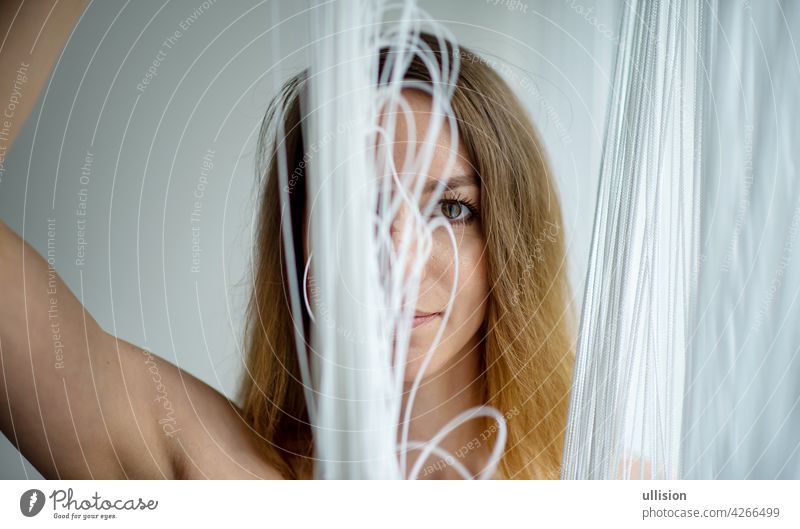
[438,200,473,222]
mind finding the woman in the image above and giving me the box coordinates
[0,3,573,480]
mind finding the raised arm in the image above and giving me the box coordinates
[0,218,181,478]
[0,0,88,155]
[0,2,285,480]
[0,217,287,480]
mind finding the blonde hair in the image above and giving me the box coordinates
[237,34,575,479]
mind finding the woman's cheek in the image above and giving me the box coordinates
[428,225,488,320]
[460,243,489,316]
[428,229,457,282]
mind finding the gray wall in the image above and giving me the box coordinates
[0,0,618,479]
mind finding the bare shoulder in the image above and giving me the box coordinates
[129,342,284,480]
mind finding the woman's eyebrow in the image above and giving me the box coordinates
[422,173,479,194]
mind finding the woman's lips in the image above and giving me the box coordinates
[412,312,440,328]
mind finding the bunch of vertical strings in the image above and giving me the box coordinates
[562,0,706,479]
[563,0,800,479]
[270,0,507,479]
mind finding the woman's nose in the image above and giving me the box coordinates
[388,202,426,279]
[389,203,407,248]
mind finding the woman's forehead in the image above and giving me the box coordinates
[380,91,473,179]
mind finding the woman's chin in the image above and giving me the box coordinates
[401,349,446,383]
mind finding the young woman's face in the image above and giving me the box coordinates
[386,90,489,381]
[303,90,489,381]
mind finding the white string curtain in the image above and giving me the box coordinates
[300,0,398,479]
[563,0,800,479]
[280,0,506,479]
[561,0,704,480]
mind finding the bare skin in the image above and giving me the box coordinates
[0,216,285,479]
[0,0,281,480]
[0,2,496,480]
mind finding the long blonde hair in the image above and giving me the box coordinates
[237,34,575,479]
